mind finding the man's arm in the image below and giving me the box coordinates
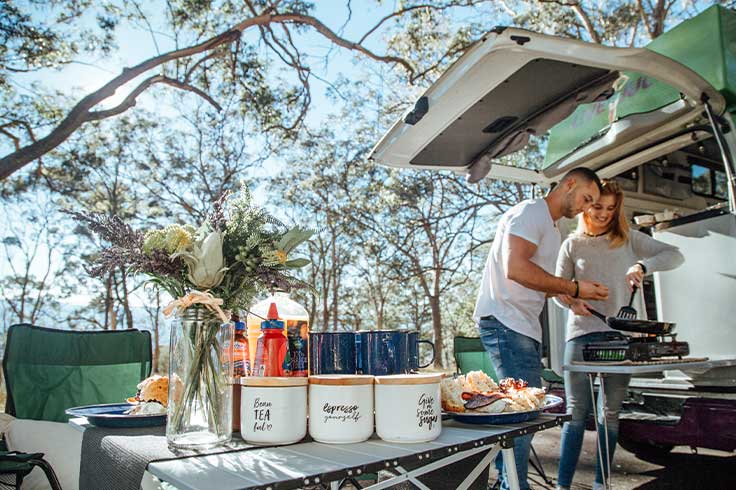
[506,234,576,295]
[505,234,609,300]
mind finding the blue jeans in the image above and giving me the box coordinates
[479,317,542,490]
[557,332,631,488]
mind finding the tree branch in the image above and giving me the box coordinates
[0,11,416,179]
[571,3,601,44]
[537,0,601,43]
[636,0,654,38]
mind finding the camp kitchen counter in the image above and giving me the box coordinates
[69,413,570,490]
[563,358,736,490]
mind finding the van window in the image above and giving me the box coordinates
[690,162,728,200]
[715,171,728,200]
[692,164,712,195]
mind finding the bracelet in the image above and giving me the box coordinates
[636,261,648,274]
[572,279,580,299]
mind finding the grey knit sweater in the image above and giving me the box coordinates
[555,229,685,341]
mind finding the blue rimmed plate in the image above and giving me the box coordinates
[446,395,563,425]
[66,403,166,428]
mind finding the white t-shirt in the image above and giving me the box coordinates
[473,198,561,342]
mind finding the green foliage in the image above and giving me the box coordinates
[0,1,119,87]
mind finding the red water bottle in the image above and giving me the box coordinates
[253,303,288,377]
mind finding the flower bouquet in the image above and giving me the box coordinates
[71,183,313,448]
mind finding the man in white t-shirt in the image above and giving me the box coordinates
[473,167,609,490]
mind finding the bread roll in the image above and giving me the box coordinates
[136,375,169,407]
[465,370,498,393]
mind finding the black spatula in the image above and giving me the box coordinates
[616,286,638,319]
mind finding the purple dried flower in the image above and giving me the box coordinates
[208,191,230,232]
[68,211,184,279]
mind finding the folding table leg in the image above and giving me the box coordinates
[456,445,500,490]
[589,373,608,490]
[360,443,493,490]
[501,447,521,490]
[394,467,432,490]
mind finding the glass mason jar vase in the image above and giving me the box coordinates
[167,307,233,448]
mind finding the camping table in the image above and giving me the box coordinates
[564,358,736,490]
[71,414,569,490]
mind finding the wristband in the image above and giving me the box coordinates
[572,279,580,299]
[636,261,648,274]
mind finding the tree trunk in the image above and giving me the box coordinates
[330,235,339,331]
[120,269,134,329]
[429,295,444,369]
[153,294,161,373]
[104,274,114,330]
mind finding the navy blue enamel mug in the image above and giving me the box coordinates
[356,330,407,376]
[357,330,435,375]
[407,330,435,370]
[309,331,357,375]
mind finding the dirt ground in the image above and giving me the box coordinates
[526,426,736,489]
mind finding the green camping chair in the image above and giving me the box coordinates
[452,336,553,487]
[453,336,499,380]
[0,451,62,490]
[1,323,153,489]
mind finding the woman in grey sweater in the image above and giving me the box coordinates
[554,179,684,490]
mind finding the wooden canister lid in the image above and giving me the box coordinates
[309,375,375,386]
[374,374,445,385]
[240,377,308,387]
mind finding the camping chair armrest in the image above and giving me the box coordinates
[0,451,46,462]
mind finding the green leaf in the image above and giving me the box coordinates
[277,227,314,254]
[283,258,310,268]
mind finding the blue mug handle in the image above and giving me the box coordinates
[418,340,435,368]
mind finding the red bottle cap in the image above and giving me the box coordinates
[267,302,279,320]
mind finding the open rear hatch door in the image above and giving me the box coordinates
[369,27,725,184]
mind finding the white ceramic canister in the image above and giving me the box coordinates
[308,375,375,444]
[240,377,307,445]
[374,374,443,443]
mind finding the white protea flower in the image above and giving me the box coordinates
[172,230,228,289]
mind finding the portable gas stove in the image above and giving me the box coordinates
[583,334,690,362]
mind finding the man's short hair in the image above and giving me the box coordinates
[560,167,603,192]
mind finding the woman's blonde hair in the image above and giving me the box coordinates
[580,179,629,248]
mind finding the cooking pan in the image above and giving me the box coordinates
[588,308,676,335]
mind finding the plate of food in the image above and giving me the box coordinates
[65,375,169,428]
[441,371,563,425]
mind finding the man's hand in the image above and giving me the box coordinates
[577,280,608,300]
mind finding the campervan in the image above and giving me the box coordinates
[371,5,736,457]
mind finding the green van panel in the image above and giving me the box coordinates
[544,6,736,169]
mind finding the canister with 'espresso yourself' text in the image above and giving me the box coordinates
[308,375,375,443]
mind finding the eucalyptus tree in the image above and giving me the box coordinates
[0,192,71,326]
[268,124,365,331]
[133,96,267,223]
[54,115,155,330]
[1,0,495,180]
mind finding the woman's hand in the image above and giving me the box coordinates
[569,299,593,316]
[559,294,592,316]
[626,263,645,290]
